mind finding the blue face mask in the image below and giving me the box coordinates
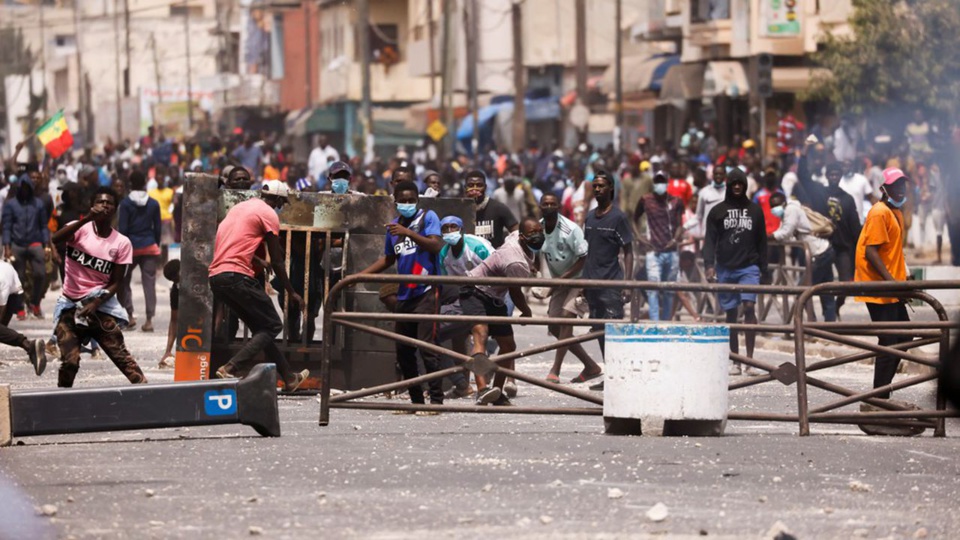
[653,183,668,196]
[882,186,907,208]
[332,179,349,194]
[771,205,785,219]
[396,202,418,218]
[442,231,462,246]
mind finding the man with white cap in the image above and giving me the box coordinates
[854,167,920,435]
[208,179,308,391]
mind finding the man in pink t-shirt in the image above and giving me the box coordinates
[208,180,308,391]
[51,187,147,388]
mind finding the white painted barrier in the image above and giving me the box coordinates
[603,324,730,436]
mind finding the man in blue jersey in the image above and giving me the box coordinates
[360,181,445,410]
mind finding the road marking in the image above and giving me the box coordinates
[905,449,949,461]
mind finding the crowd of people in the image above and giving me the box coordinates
[0,110,957,430]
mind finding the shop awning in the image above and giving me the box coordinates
[703,61,749,98]
[456,103,507,139]
[657,63,706,106]
[285,108,313,137]
[601,54,679,95]
[773,67,831,93]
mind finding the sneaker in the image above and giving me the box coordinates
[215,365,238,379]
[728,362,742,376]
[475,386,502,406]
[444,383,472,400]
[141,320,154,333]
[16,311,25,321]
[492,393,513,406]
[28,339,46,376]
[589,380,604,391]
[745,366,764,376]
[31,305,44,320]
[503,380,518,398]
[284,369,310,392]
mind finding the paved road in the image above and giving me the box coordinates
[1,277,958,539]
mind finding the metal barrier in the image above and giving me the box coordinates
[318,274,958,435]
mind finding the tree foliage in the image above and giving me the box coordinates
[808,0,960,118]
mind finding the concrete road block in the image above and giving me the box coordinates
[603,324,730,436]
[0,385,10,447]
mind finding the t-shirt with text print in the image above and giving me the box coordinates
[385,208,442,302]
[63,221,133,300]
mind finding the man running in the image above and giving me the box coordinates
[51,187,147,387]
[0,258,45,375]
[209,180,309,391]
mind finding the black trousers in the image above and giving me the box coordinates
[210,272,294,382]
[834,248,855,308]
[395,291,444,404]
[865,302,910,399]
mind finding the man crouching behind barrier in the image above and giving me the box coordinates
[51,186,147,387]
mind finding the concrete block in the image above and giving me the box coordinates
[603,324,730,436]
[0,385,10,447]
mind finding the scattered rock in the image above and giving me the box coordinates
[247,496,259,503]
[849,480,872,493]
[772,476,782,483]
[758,496,768,503]
[646,502,669,522]
[913,527,928,538]
[540,515,554,525]
[352,425,361,431]
[148,521,164,527]
[249,526,264,536]
[66,496,75,503]
[481,484,493,493]
[763,520,796,540]
[853,528,870,538]
[144,489,156,498]
[607,488,624,500]
[40,504,58,517]
[549,480,564,488]
[823,507,834,514]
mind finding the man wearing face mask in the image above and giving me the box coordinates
[854,169,921,436]
[464,169,518,249]
[703,169,767,375]
[360,180,446,411]
[768,192,836,323]
[634,173,685,321]
[219,164,254,190]
[460,217,541,405]
[797,141,862,315]
[437,215,492,398]
[697,162,727,232]
[326,161,356,195]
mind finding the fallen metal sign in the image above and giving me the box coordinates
[1,364,281,445]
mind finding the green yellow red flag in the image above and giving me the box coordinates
[35,110,74,158]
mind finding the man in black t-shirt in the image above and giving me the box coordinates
[464,169,518,248]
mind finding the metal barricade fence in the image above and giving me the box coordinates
[317,274,958,435]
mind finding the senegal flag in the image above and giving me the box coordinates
[36,110,74,158]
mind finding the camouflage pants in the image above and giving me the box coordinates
[55,309,147,388]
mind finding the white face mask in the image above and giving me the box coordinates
[423,187,439,198]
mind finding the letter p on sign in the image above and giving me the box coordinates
[204,390,237,416]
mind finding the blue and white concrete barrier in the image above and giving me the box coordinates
[603,324,730,436]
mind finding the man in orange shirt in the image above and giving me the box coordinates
[854,167,917,435]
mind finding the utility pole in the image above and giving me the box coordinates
[440,0,457,157]
[114,0,123,140]
[304,0,312,107]
[614,0,623,154]
[511,1,525,153]
[150,32,162,130]
[38,2,48,117]
[427,0,437,99]
[358,0,372,162]
[574,0,587,143]
[183,0,194,130]
[465,0,479,155]
[124,0,131,97]
[73,0,86,144]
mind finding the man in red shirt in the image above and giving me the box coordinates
[208,180,308,391]
[666,161,692,206]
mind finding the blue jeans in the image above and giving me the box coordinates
[645,251,679,321]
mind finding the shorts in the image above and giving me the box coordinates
[584,288,624,322]
[716,264,761,311]
[931,208,946,234]
[458,286,513,337]
[547,287,588,318]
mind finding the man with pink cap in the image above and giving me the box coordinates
[854,167,921,435]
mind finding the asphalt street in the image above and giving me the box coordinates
[1,275,958,539]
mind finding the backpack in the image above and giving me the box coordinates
[802,206,835,238]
